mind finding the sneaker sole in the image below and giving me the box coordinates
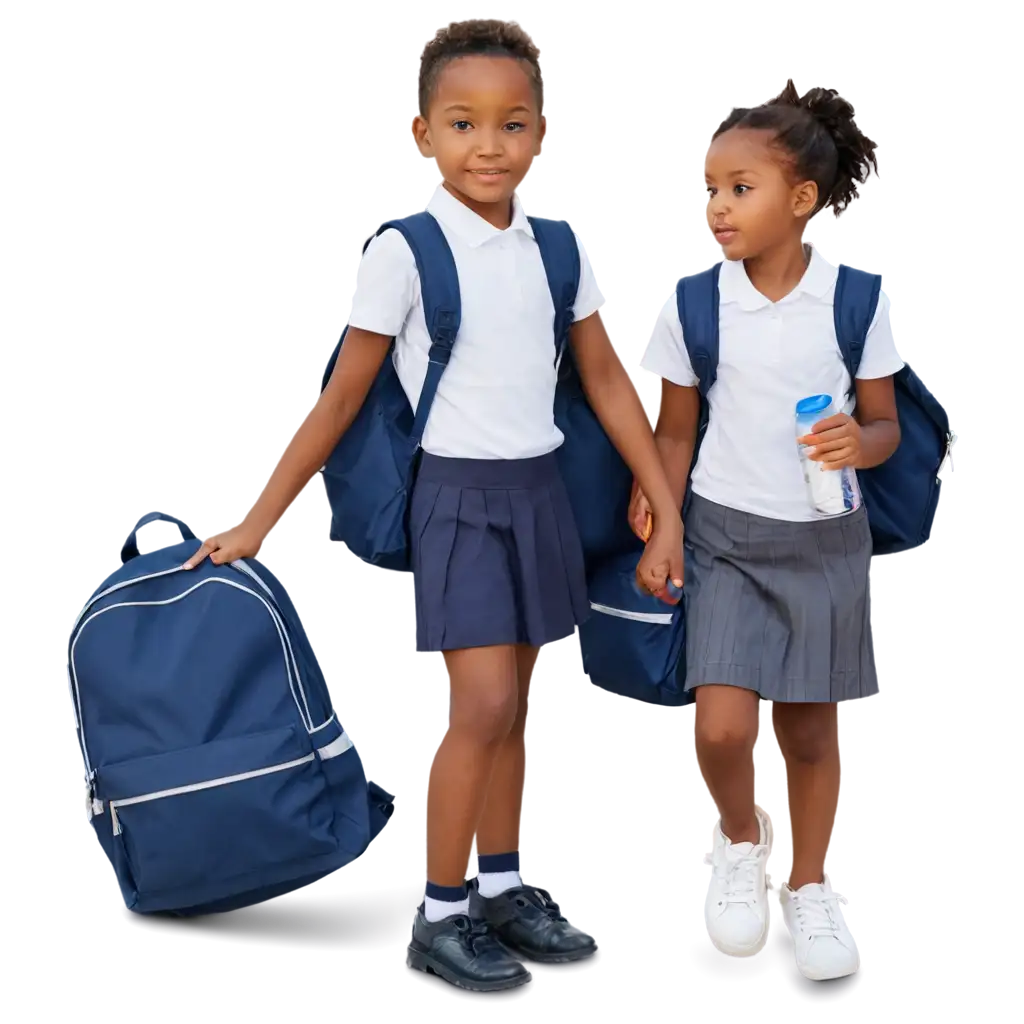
[796,957,860,982]
[406,946,532,992]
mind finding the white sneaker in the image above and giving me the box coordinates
[703,806,773,956]
[780,876,860,981]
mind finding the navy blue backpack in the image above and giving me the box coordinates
[678,263,955,555]
[535,223,688,706]
[69,513,394,915]
[319,213,670,701]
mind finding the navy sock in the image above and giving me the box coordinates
[424,881,469,923]
[473,851,520,876]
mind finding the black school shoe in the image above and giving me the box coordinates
[407,905,532,992]
[469,879,597,963]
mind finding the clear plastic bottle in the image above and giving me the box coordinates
[795,394,861,516]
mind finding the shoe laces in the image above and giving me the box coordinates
[453,916,503,954]
[514,887,567,923]
[705,846,772,906]
[789,889,848,940]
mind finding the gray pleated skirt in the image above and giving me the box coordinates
[410,452,590,652]
[685,494,877,703]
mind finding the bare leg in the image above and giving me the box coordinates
[694,685,761,843]
[773,702,840,890]
[425,645,519,886]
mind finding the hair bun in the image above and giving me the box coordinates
[770,80,878,215]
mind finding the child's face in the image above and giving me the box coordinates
[414,56,545,216]
[704,128,817,260]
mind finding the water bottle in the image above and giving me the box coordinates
[795,395,860,516]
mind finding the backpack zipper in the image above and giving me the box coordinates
[108,753,315,836]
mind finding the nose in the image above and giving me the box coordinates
[708,190,730,220]
[475,126,504,158]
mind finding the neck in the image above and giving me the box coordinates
[743,237,809,303]
[442,181,514,230]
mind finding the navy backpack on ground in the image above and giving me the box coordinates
[68,513,394,915]
[677,263,955,555]
[319,212,675,704]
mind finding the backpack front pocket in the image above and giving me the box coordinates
[97,726,336,898]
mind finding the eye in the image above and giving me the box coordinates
[734,184,750,195]
[452,120,472,131]
[504,121,526,132]
[706,186,717,197]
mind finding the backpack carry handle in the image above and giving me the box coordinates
[119,507,199,565]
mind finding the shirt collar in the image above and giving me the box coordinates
[426,184,534,247]
[719,245,838,310]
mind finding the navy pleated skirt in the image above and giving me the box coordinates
[410,452,590,652]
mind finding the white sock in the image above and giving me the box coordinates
[477,870,522,898]
[424,894,470,922]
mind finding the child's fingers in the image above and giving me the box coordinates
[811,413,849,433]
[184,538,217,570]
[668,547,684,590]
[641,510,652,542]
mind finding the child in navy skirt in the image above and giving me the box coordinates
[185,20,684,993]
[634,82,903,981]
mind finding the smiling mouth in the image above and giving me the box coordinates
[470,169,508,176]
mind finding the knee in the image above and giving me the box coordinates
[695,717,757,757]
[776,712,836,764]
[452,686,519,746]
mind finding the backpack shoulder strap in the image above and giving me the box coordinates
[527,217,581,363]
[833,265,881,394]
[374,213,461,444]
[675,264,722,397]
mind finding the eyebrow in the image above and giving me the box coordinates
[706,169,760,181]
[442,103,533,115]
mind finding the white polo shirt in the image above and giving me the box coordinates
[347,185,604,460]
[642,248,904,522]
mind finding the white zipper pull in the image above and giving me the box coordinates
[110,803,121,836]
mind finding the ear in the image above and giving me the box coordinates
[535,115,547,156]
[412,115,433,157]
[793,180,818,218]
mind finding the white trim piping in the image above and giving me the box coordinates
[66,561,321,782]
[589,602,675,625]
[316,732,353,761]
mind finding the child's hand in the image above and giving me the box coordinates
[636,515,684,605]
[184,521,265,570]
[799,413,862,470]
[628,480,653,541]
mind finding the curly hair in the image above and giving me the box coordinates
[418,19,543,116]
[714,80,878,216]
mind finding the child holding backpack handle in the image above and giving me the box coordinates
[632,80,949,981]
[186,20,683,993]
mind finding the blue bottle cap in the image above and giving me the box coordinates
[795,394,832,416]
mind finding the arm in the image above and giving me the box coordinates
[802,289,903,470]
[186,226,416,568]
[239,329,391,536]
[653,380,701,508]
[853,376,901,467]
[570,312,681,524]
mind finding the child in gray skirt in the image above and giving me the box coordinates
[634,81,903,981]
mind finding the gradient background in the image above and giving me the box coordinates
[6,4,1024,1019]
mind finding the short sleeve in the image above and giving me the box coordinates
[347,229,419,337]
[641,292,699,387]
[571,232,605,322]
[855,291,905,379]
